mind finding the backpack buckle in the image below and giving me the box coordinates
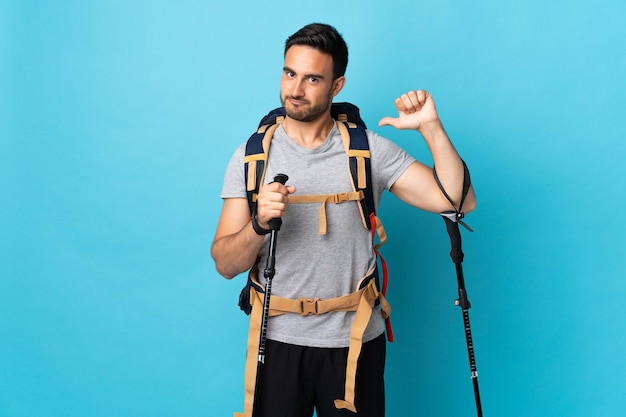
[333,192,361,204]
[333,193,349,203]
[300,298,320,316]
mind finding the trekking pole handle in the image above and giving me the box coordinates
[269,174,289,231]
[441,211,464,264]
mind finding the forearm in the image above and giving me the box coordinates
[211,220,265,279]
[420,120,476,211]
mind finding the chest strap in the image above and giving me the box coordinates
[288,191,364,235]
[233,269,391,417]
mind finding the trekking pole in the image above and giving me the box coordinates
[257,173,289,365]
[253,174,288,417]
[440,210,483,417]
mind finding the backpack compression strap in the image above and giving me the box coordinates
[369,212,394,342]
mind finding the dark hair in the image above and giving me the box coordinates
[284,23,348,79]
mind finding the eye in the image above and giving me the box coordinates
[307,77,319,84]
[285,70,295,78]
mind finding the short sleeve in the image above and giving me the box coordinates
[220,143,247,199]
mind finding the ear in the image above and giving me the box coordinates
[332,76,346,97]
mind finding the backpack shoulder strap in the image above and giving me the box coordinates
[332,103,376,230]
[244,108,285,215]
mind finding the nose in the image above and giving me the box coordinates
[290,77,305,98]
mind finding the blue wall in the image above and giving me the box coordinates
[2,1,626,416]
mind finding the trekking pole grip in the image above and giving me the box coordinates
[269,174,289,231]
[441,211,464,264]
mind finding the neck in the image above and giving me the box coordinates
[282,115,335,149]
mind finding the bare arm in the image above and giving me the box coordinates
[211,182,296,279]
[379,90,476,213]
[210,198,263,279]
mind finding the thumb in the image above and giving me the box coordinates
[286,185,297,195]
[378,116,399,128]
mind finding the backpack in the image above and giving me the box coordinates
[233,103,393,417]
[239,102,391,330]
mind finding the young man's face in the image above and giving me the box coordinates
[280,45,345,122]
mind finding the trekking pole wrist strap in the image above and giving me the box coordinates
[251,210,270,235]
[433,159,470,212]
[434,159,473,231]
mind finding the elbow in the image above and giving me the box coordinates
[211,243,236,280]
[463,200,476,214]
[216,266,237,280]
[212,257,239,280]
[462,189,477,214]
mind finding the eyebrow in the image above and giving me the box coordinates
[283,66,326,80]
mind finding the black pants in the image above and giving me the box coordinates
[254,333,386,417]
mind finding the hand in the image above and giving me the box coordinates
[378,90,440,132]
[255,181,296,229]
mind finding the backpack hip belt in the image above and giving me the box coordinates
[234,265,391,417]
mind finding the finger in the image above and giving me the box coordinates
[410,89,431,109]
[417,90,429,106]
[394,97,407,113]
[399,94,415,112]
[257,194,288,222]
[400,91,427,113]
[378,116,399,128]
[265,181,290,196]
[257,186,288,211]
[406,90,421,109]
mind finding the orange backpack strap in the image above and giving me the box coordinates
[234,284,264,417]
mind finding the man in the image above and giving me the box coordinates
[212,23,476,417]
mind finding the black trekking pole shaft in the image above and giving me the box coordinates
[257,174,288,365]
[441,212,483,417]
[257,229,278,364]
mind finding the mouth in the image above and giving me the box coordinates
[286,96,308,107]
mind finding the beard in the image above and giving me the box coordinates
[280,90,333,122]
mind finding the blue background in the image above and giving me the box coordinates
[2,1,625,416]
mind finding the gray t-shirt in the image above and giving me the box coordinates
[221,122,415,347]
